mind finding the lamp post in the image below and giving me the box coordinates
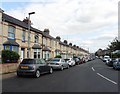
[27,12,35,58]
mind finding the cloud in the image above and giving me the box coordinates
[2,0,119,53]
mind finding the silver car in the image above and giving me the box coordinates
[48,58,69,70]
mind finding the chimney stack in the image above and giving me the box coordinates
[56,36,61,41]
[44,29,50,35]
[23,17,31,24]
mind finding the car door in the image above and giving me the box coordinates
[36,59,46,73]
[62,59,66,68]
[40,59,50,72]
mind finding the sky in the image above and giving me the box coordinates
[0,0,119,53]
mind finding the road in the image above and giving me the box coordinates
[1,59,119,93]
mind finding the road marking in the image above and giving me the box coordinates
[97,73,117,85]
[92,67,95,71]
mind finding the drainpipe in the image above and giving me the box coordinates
[42,35,43,59]
[0,9,4,62]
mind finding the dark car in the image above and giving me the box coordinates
[106,58,116,67]
[73,58,80,65]
[17,58,53,78]
[113,58,120,70]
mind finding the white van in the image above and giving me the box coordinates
[103,55,111,63]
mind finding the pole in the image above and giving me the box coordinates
[28,14,30,58]
[27,12,35,58]
[42,36,43,59]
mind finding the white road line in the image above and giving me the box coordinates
[92,67,95,71]
[97,73,117,85]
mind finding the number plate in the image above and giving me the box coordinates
[21,66,28,69]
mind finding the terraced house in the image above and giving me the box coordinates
[0,9,89,62]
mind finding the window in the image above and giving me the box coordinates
[22,31,26,42]
[8,26,15,39]
[5,45,10,50]
[34,49,41,59]
[43,38,47,46]
[34,52,37,59]
[40,59,46,64]
[34,34,39,43]
[12,46,19,52]
[4,45,19,53]
[21,59,35,64]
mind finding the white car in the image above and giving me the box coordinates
[64,58,75,66]
[103,55,111,64]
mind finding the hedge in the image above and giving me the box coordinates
[2,50,20,63]
[55,55,62,58]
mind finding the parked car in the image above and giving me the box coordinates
[17,58,53,78]
[73,57,80,65]
[103,55,111,62]
[113,58,120,70]
[64,58,75,66]
[48,58,69,70]
[106,58,116,67]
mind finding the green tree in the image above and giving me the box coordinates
[107,38,120,52]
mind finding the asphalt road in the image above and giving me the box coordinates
[1,59,119,93]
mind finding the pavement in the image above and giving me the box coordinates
[0,72,16,80]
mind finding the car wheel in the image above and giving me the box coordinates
[35,70,40,78]
[17,73,21,77]
[49,67,53,74]
[113,66,115,69]
[61,66,64,71]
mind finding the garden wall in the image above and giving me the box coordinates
[0,63,19,74]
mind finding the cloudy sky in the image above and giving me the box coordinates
[1,0,119,53]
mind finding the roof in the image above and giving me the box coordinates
[3,40,19,46]
[2,13,42,34]
[55,49,61,52]
[32,44,42,49]
[59,41,69,46]
[42,32,54,39]
[43,46,51,51]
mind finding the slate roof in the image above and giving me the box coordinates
[32,44,42,49]
[2,13,42,34]
[3,40,19,46]
[43,46,51,51]
[42,32,54,39]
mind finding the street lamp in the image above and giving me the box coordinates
[27,12,35,58]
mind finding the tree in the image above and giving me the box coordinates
[107,37,120,52]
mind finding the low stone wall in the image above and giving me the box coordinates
[0,63,19,74]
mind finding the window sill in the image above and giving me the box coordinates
[7,38,16,40]
[22,40,26,42]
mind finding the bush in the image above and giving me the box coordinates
[55,55,62,58]
[2,50,20,63]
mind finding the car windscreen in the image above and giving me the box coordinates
[50,58,60,63]
[21,59,35,64]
